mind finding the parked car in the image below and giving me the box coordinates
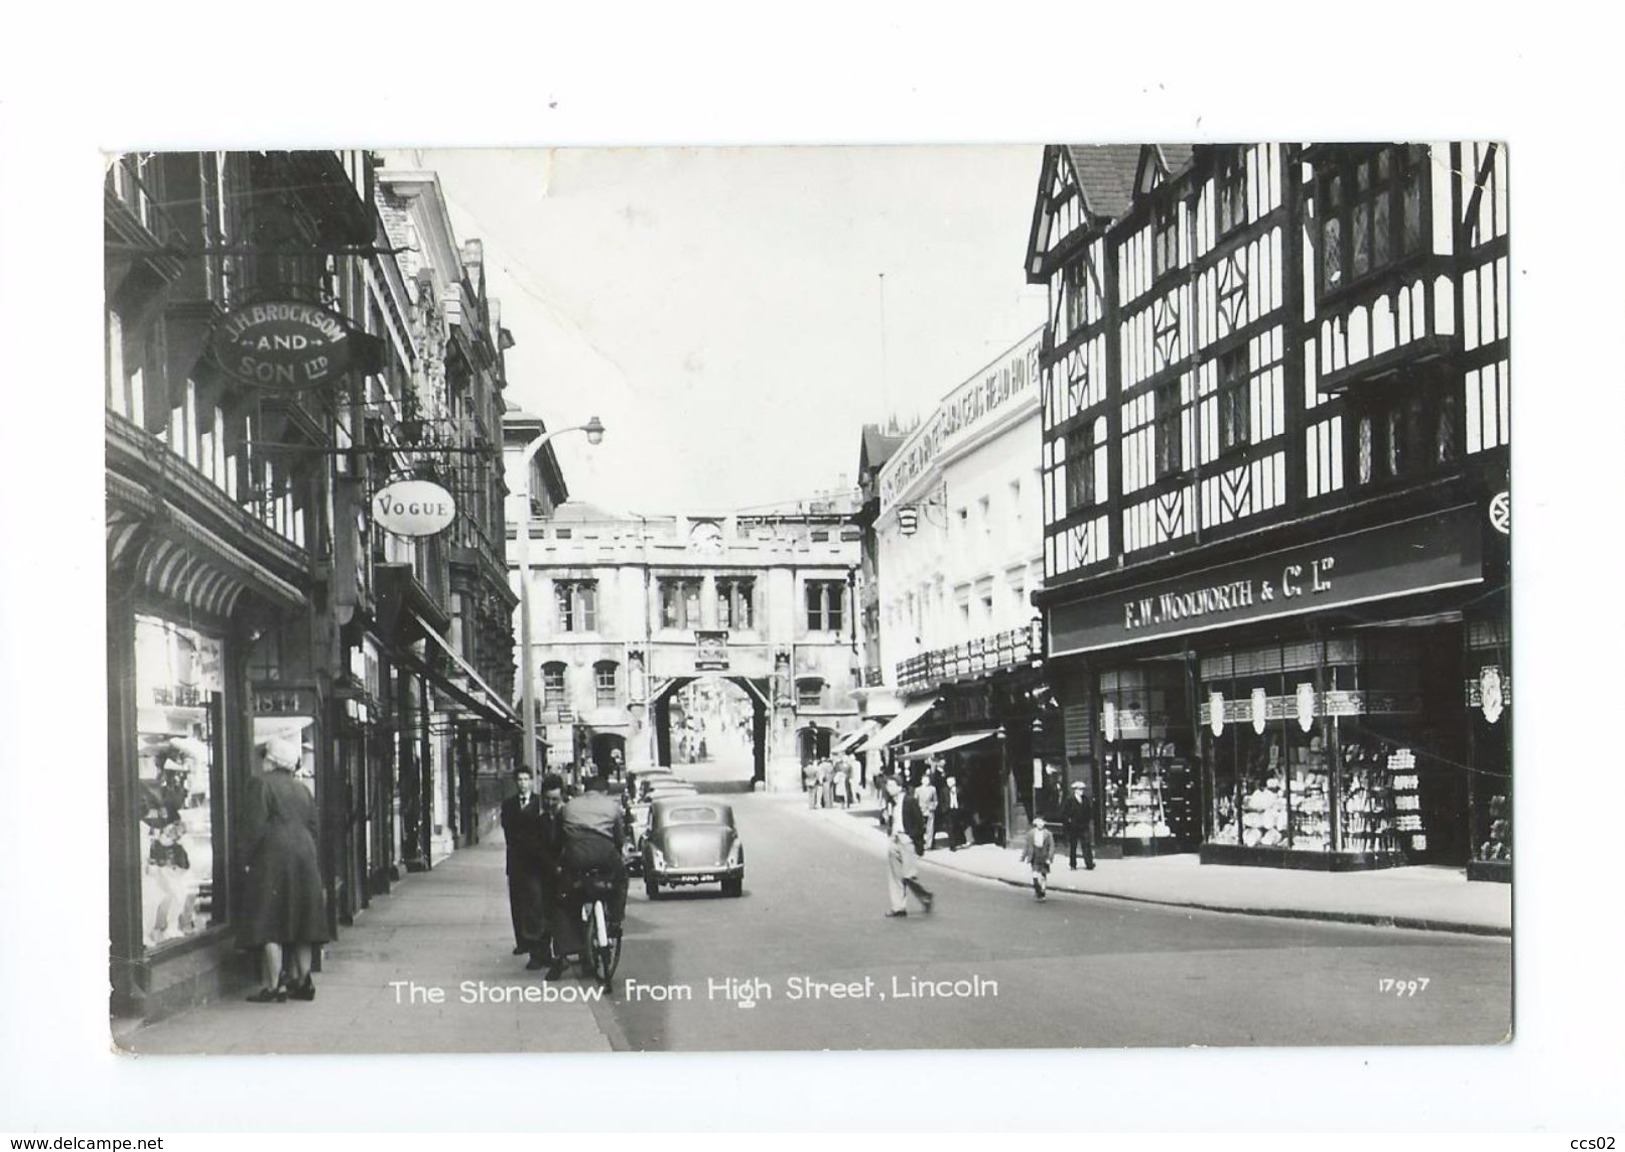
[620,795,650,876]
[642,796,744,899]
[644,781,699,800]
[628,766,683,799]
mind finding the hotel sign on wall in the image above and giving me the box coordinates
[879,329,1043,515]
[208,300,355,391]
[1049,506,1485,657]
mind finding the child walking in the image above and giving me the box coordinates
[1021,817,1056,900]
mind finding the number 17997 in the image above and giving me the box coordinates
[1378,977,1430,996]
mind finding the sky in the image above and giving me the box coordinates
[399,146,1049,514]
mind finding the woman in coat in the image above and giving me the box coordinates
[239,735,327,1002]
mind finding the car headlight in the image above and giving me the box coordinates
[649,845,666,870]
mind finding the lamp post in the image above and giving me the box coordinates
[995,725,1009,847]
[517,417,606,774]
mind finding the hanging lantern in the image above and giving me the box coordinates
[1478,665,1506,725]
[1102,700,1118,744]
[1296,683,1316,733]
[1209,691,1225,737]
[1251,688,1268,735]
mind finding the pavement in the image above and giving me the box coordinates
[795,793,1513,937]
[116,830,615,1054]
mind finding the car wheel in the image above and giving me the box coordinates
[723,876,743,898]
[644,875,660,900]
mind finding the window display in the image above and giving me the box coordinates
[134,616,223,950]
[1203,641,1353,854]
[1338,739,1398,854]
[1096,666,1197,850]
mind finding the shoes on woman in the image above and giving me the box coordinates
[287,976,316,1002]
[246,985,287,1003]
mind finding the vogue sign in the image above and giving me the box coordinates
[374,480,456,538]
[209,301,355,390]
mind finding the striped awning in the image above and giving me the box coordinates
[832,720,880,755]
[863,697,938,753]
[902,729,999,760]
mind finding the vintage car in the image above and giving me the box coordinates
[623,800,650,875]
[642,796,744,899]
[643,780,699,801]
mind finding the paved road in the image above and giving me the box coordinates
[591,792,1512,1051]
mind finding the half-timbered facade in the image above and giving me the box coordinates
[1026,143,1510,877]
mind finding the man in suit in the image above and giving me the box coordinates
[940,770,966,851]
[536,772,569,977]
[1062,776,1097,871]
[914,770,939,851]
[882,775,935,917]
[500,767,549,969]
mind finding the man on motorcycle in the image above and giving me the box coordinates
[547,774,628,978]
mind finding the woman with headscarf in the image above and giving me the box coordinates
[239,734,327,1002]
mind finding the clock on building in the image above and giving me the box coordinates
[690,521,724,554]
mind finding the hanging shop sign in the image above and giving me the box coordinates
[1049,505,1484,657]
[208,300,356,391]
[373,480,457,538]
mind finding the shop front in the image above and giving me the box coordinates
[881,674,1051,848]
[107,504,313,1018]
[1046,502,1508,875]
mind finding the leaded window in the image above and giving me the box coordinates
[1217,346,1250,454]
[1217,151,1247,235]
[1155,381,1184,479]
[1317,145,1429,296]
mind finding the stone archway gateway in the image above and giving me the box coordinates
[647,674,768,789]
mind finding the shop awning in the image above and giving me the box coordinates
[903,729,999,759]
[407,623,521,729]
[832,720,881,755]
[863,697,938,754]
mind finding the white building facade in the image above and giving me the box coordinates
[503,480,862,793]
[869,327,1057,838]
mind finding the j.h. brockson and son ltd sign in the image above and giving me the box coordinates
[880,331,1042,515]
[209,301,354,391]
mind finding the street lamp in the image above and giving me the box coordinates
[994,725,1008,848]
[517,417,606,775]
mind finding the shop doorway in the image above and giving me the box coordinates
[589,732,628,784]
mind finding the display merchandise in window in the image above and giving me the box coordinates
[1096,666,1198,850]
[133,616,224,951]
[1339,740,1399,854]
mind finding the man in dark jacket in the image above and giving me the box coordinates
[1062,778,1096,870]
[882,775,935,917]
[500,768,550,968]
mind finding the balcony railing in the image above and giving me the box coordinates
[895,626,1036,692]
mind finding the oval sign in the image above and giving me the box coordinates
[209,300,354,391]
[373,480,456,538]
